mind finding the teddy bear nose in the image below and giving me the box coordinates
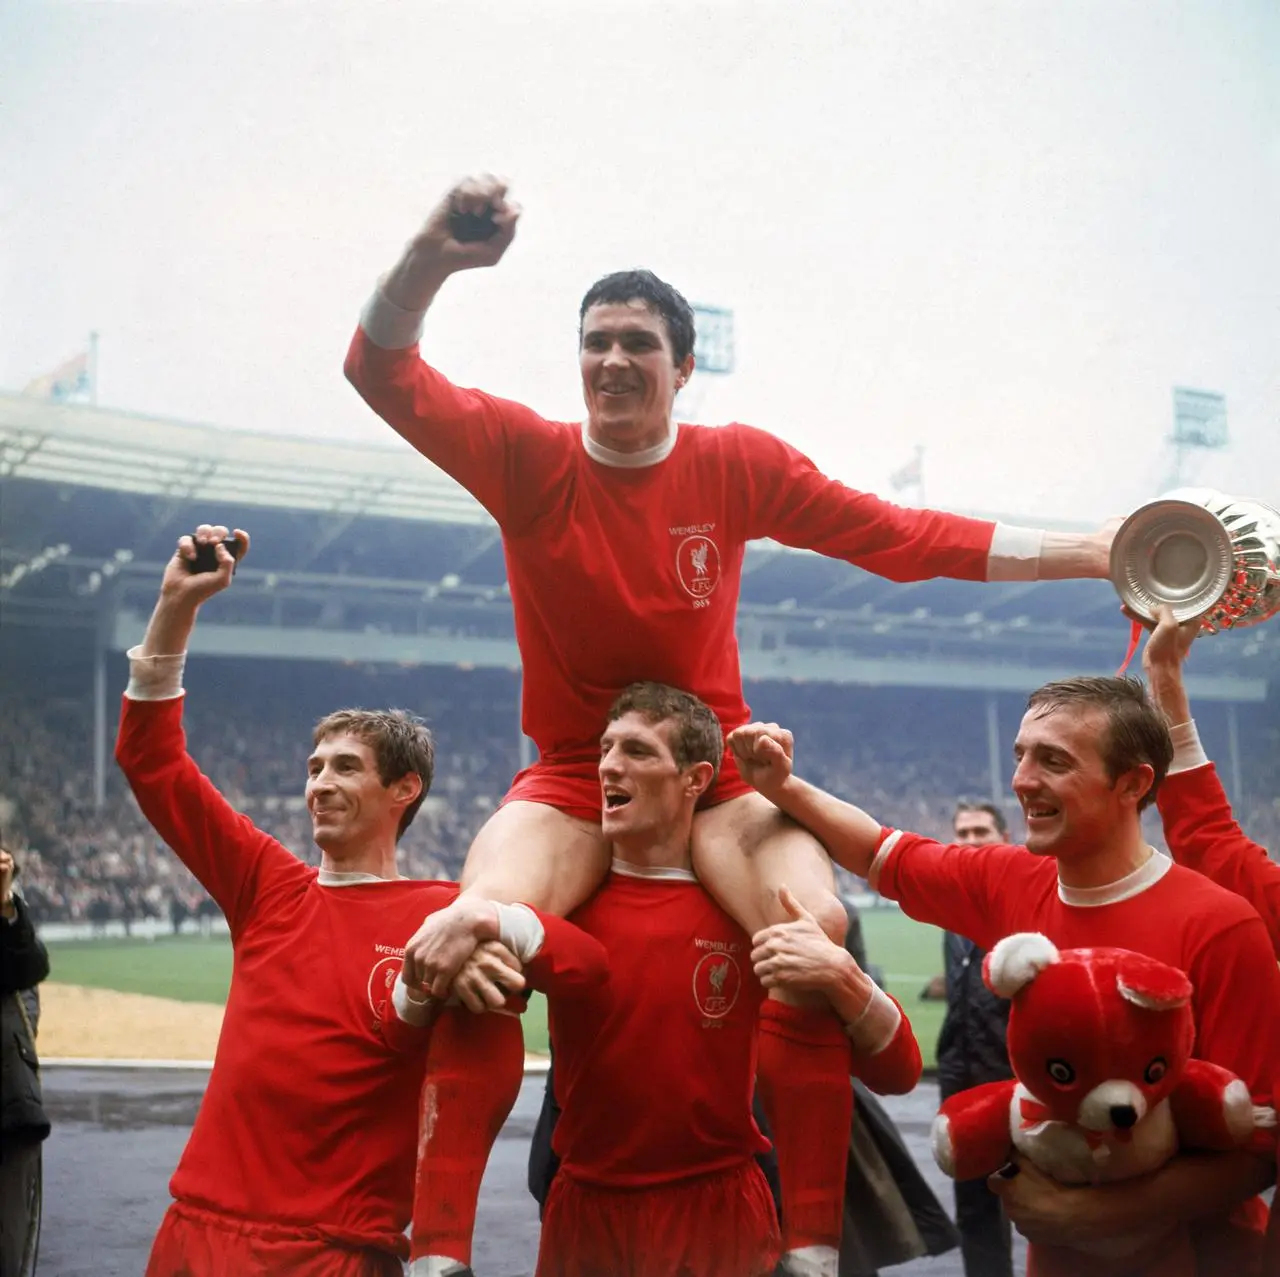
[1109,1104,1138,1129]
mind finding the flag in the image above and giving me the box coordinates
[889,448,923,491]
[23,350,91,401]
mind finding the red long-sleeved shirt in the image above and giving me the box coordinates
[547,865,921,1188]
[116,695,461,1260]
[1159,762,1280,961]
[874,829,1280,1263]
[345,331,999,761]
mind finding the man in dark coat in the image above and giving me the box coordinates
[935,802,1015,1277]
[1,847,51,1277]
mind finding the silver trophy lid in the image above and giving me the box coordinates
[1109,498,1236,624]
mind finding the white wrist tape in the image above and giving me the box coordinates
[495,903,544,963]
[391,973,435,1027]
[845,984,901,1055]
[1168,720,1210,775]
[360,285,426,350]
[986,524,1044,582]
[124,646,187,701]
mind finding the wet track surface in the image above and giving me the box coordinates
[41,1068,1021,1276]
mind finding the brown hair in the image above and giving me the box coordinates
[952,799,1008,837]
[312,708,435,838]
[1025,676,1172,811]
[608,683,723,778]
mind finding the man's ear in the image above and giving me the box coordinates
[391,772,424,810]
[675,353,695,391]
[686,760,715,801]
[1118,763,1155,808]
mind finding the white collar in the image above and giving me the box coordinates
[1057,849,1171,907]
[581,421,679,468]
[611,857,698,883]
[317,868,406,887]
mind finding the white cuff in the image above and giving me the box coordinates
[1168,720,1211,775]
[360,284,426,350]
[986,524,1044,582]
[391,973,435,1027]
[496,902,544,963]
[867,829,901,894]
[124,647,186,701]
[845,984,902,1055]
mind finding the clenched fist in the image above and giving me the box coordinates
[726,722,794,799]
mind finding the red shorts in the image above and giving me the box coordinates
[536,1160,781,1277]
[505,748,754,824]
[146,1201,404,1277]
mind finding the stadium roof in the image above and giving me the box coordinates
[0,390,1092,535]
[3,392,1275,698]
[0,391,488,527]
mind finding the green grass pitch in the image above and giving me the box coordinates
[45,907,948,1065]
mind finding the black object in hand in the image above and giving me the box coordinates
[188,536,243,575]
[448,205,500,242]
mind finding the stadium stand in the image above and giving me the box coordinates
[2,391,1276,923]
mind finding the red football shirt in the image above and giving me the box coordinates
[1159,762,1280,960]
[549,864,771,1188]
[346,333,997,762]
[874,832,1280,1256]
[116,695,459,1261]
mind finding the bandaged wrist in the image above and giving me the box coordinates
[391,973,435,1027]
[495,902,544,963]
[125,646,187,701]
[360,284,426,350]
[844,984,902,1055]
[987,524,1044,582]
[1168,719,1210,774]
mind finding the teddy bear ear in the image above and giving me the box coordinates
[1114,950,1193,1011]
[984,932,1060,998]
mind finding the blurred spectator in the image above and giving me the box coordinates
[1,847,51,1277]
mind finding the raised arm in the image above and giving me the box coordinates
[116,527,302,932]
[727,723,885,879]
[1142,608,1280,953]
[343,175,563,529]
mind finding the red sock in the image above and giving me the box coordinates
[756,998,853,1257]
[409,1007,525,1267]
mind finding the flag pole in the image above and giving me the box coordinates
[88,330,100,405]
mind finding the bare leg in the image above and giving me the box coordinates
[694,793,853,1277]
[458,800,610,912]
[411,802,609,1277]
[692,791,846,943]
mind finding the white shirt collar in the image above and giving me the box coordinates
[581,421,679,468]
[317,868,406,887]
[611,857,698,883]
[1057,848,1171,907]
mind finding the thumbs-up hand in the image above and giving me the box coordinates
[750,885,846,993]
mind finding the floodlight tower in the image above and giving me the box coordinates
[676,304,736,421]
[1162,386,1228,493]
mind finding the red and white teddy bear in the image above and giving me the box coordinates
[931,932,1276,1277]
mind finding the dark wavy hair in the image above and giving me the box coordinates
[579,269,697,365]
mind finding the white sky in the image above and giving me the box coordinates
[2,0,1277,522]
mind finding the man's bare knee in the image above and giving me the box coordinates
[804,889,850,947]
[458,801,608,915]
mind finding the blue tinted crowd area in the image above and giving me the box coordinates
[3,662,1277,924]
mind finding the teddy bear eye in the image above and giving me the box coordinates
[1144,1057,1167,1084]
[1046,1059,1075,1086]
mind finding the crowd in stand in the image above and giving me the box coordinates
[3,673,1276,925]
